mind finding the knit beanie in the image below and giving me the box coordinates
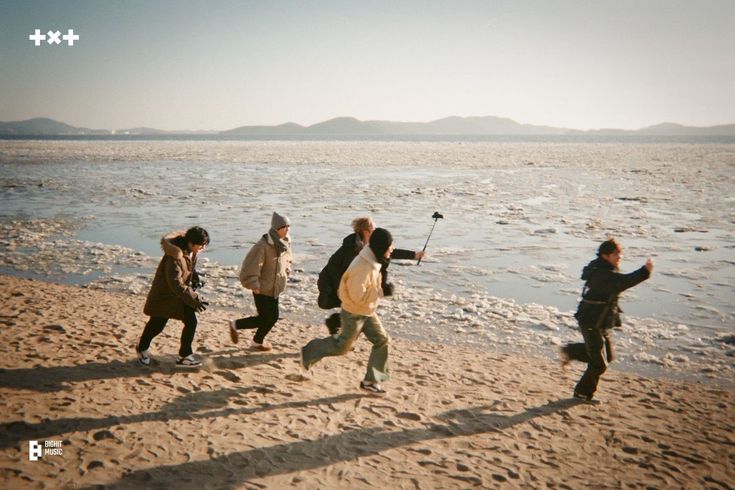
[271,212,290,230]
[369,228,393,260]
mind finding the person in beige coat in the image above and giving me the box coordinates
[301,228,394,394]
[229,212,292,351]
[137,226,210,367]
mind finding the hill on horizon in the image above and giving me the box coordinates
[2,116,735,137]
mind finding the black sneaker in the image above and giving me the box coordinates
[560,347,571,368]
[325,313,341,336]
[299,346,309,372]
[573,391,599,404]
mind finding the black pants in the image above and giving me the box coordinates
[564,327,614,398]
[235,293,279,344]
[138,305,197,357]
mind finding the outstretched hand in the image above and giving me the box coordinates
[196,301,209,313]
[415,251,426,260]
[644,258,654,272]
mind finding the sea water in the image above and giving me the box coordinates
[1,138,733,384]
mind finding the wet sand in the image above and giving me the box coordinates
[1,275,733,488]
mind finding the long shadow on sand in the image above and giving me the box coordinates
[0,389,366,450]
[95,398,583,489]
[0,350,297,392]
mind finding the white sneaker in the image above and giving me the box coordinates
[136,347,151,366]
[360,380,386,394]
[228,320,239,344]
[176,354,202,368]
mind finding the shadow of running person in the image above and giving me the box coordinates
[0,387,366,450]
[94,398,583,489]
[0,351,298,392]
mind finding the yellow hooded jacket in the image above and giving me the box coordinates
[338,245,384,316]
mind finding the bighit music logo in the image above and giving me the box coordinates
[29,441,42,461]
[28,440,63,461]
[29,29,79,46]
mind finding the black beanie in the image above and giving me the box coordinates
[369,228,393,260]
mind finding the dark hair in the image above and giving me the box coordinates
[369,227,393,260]
[597,237,621,256]
[185,226,210,246]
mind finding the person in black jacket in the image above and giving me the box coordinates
[317,216,425,335]
[561,238,654,401]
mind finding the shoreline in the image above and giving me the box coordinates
[2,265,733,389]
[1,275,733,488]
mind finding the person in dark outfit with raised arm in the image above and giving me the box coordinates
[561,238,654,402]
[317,216,424,335]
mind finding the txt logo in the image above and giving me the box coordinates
[29,29,79,46]
[29,441,42,461]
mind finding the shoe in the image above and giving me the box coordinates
[228,320,239,344]
[176,354,202,368]
[136,347,151,366]
[360,381,386,394]
[325,313,341,336]
[299,346,309,372]
[573,391,595,403]
[251,341,273,352]
[560,347,571,368]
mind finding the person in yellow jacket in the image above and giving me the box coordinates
[229,212,292,351]
[300,228,394,394]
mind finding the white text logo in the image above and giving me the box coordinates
[29,441,42,461]
[28,440,63,461]
[29,29,79,46]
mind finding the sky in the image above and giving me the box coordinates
[0,0,733,131]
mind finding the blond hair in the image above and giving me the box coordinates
[351,217,374,234]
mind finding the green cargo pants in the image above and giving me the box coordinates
[301,309,389,383]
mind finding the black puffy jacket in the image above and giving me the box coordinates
[574,257,650,330]
[317,233,415,309]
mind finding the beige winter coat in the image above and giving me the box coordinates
[239,233,292,298]
[338,246,384,316]
[143,231,201,320]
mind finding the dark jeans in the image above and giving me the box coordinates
[138,305,197,357]
[235,293,279,343]
[564,327,614,398]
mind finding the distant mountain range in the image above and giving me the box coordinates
[1,116,734,136]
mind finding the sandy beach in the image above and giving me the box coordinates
[1,274,732,489]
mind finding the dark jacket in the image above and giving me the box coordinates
[317,232,416,309]
[574,257,650,330]
[144,231,203,321]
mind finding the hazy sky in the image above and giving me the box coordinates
[1,0,733,131]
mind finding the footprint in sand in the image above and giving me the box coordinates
[92,430,119,443]
[86,460,105,471]
[215,370,242,382]
[43,324,67,333]
[397,412,423,421]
